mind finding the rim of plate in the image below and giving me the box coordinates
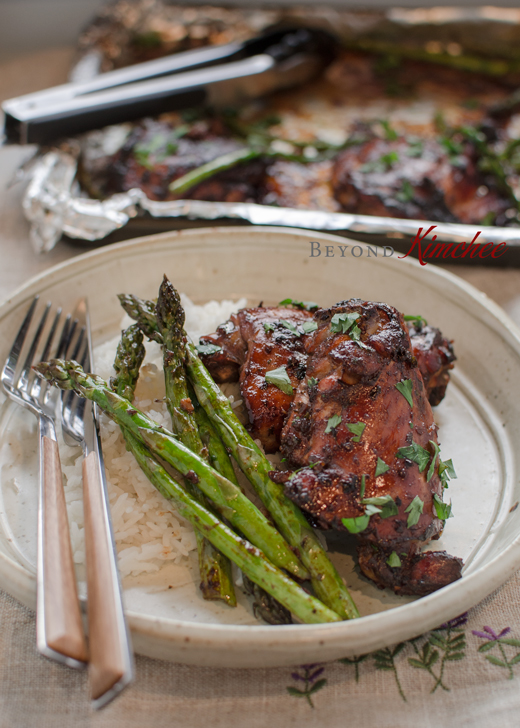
[2,226,520,662]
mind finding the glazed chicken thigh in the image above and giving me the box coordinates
[201,300,462,596]
[200,306,313,451]
[200,305,455,451]
[271,300,462,594]
[408,320,456,406]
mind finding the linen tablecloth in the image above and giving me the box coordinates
[2,48,520,728]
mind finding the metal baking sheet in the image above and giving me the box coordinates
[16,4,520,265]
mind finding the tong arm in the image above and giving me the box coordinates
[2,27,334,145]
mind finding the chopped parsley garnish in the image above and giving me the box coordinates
[440,135,465,168]
[360,151,399,174]
[307,377,318,387]
[330,315,368,347]
[349,323,362,341]
[406,139,424,157]
[325,414,342,434]
[263,322,274,333]
[279,298,318,311]
[386,551,402,568]
[375,457,390,477]
[280,320,301,337]
[433,493,453,521]
[395,379,413,408]
[427,440,440,482]
[133,126,189,168]
[360,160,380,174]
[404,314,428,326]
[359,474,366,499]
[134,30,162,49]
[344,492,397,533]
[249,113,283,130]
[196,342,222,356]
[405,495,424,528]
[397,442,431,472]
[381,151,399,168]
[362,495,398,519]
[265,366,293,395]
[380,499,399,519]
[288,461,320,478]
[481,211,496,226]
[439,458,457,488]
[396,179,414,203]
[302,320,318,334]
[330,312,360,334]
[379,119,398,141]
[341,515,370,534]
[346,422,366,442]
[441,136,464,158]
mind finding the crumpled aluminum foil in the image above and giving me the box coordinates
[22,151,138,252]
[22,149,520,255]
[16,3,520,255]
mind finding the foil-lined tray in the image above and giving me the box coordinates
[18,4,520,263]
[23,148,520,262]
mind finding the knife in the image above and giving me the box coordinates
[62,298,134,708]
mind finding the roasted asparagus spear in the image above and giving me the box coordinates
[117,292,359,620]
[35,360,339,624]
[155,280,236,605]
[35,359,308,581]
[115,319,292,622]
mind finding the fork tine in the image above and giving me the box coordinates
[2,297,89,668]
[61,334,89,434]
[73,338,89,428]
[41,307,62,363]
[30,308,63,402]
[16,301,51,393]
[60,319,85,430]
[2,296,39,386]
[70,325,86,363]
[56,315,74,360]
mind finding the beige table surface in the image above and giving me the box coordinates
[2,49,520,728]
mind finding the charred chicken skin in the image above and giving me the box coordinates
[407,320,456,407]
[332,134,510,225]
[271,300,462,595]
[87,117,267,202]
[201,300,461,594]
[201,306,312,452]
[199,306,455,451]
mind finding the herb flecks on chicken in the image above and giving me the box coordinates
[83,117,267,202]
[200,306,313,452]
[199,305,455,453]
[271,300,462,596]
[357,544,462,596]
[332,133,511,225]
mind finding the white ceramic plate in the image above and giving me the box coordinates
[1,226,520,668]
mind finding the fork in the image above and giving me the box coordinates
[1,296,88,668]
[61,298,134,708]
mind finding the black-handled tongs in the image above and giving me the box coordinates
[2,27,335,145]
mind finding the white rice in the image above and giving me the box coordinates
[60,293,247,579]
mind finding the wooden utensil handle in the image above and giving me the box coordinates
[82,450,130,701]
[40,432,88,664]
